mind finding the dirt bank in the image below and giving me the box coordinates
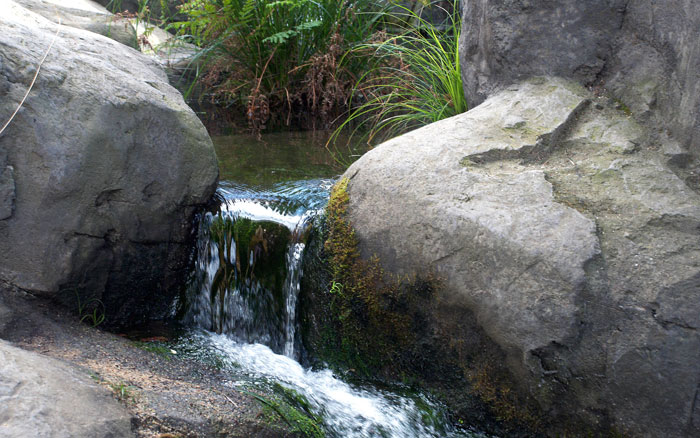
[0,285,290,438]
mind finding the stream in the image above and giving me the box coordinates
[177,132,490,438]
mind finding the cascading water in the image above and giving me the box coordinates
[184,180,326,357]
[181,133,491,438]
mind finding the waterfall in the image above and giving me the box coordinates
[183,180,324,358]
[182,178,488,438]
[283,240,304,357]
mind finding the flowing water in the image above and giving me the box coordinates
[181,132,490,438]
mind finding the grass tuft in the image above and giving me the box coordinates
[329,0,465,155]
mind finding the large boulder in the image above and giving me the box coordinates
[338,77,700,437]
[0,339,134,437]
[460,0,700,158]
[0,0,218,326]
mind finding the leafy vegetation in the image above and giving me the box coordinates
[65,288,106,327]
[103,1,465,139]
[168,0,391,132]
[109,381,138,403]
[102,1,466,140]
[331,0,465,148]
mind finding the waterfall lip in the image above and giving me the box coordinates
[220,198,304,230]
[217,178,336,224]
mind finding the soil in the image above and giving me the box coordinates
[0,285,291,438]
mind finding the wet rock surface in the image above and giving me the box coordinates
[341,77,700,437]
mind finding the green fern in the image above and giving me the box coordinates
[239,0,256,25]
[170,0,391,129]
[263,30,297,44]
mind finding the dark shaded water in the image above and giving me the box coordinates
[212,131,362,185]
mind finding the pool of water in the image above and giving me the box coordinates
[212,130,364,186]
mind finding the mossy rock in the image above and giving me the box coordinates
[298,179,539,436]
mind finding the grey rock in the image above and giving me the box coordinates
[460,0,625,107]
[0,165,15,220]
[342,77,700,437]
[0,295,10,333]
[13,0,137,47]
[459,0,700,158]
[346,76,598,357]
[606,0,700,156]
[0,0,218,326]
[0,340,134,438]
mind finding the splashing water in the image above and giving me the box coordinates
[204,334,486,438]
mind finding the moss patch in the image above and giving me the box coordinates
[612,98,632,116]
[318,178,441,375]
[250,384,325,438]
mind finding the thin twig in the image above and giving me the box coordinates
[211,388,238,406]
[219,391,238,407]
[0,18,62,137]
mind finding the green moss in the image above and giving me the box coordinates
[318,178,441,376]
[612,98,632,116]
[459,156,476,168]
[131,341,175,360]
[468,362,538,426]
[249,384,325,438]
[592,168,620,184]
